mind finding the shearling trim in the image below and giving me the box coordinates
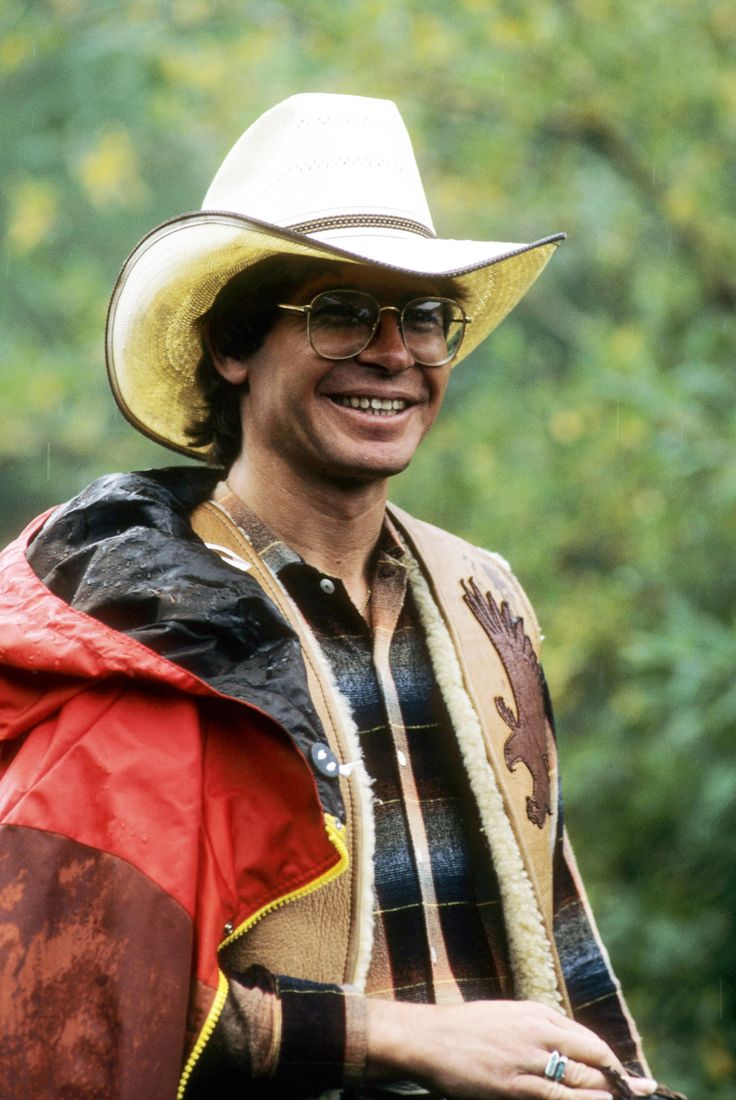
[193,496,377,994]
[283,602,377,995]
[406,556,563,1009]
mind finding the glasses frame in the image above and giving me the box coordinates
[277,289,472,367]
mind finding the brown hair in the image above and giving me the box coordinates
[186,255,339,468]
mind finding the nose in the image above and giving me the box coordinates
[355,309,414,373]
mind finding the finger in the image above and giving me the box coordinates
[554,1057,616,1092]
[605,1068,659,1097]
[549,1018,629,1078]
[628,1080,659,1097]
[596,1062,661,1098]
[536,1051,613,1097]
[544,1088,613,1100]
[516,1073,613,1100]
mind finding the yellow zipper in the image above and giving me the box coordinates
[177,814,349,1099]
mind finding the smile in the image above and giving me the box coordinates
[330,396,409,416]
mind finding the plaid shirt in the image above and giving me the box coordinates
[221,506,645,1093]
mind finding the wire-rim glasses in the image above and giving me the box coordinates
[277,289,472,366]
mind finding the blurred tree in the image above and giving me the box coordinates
[1,1,733,1093]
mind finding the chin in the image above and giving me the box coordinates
[323,457,413,486]
[313,442,416,481]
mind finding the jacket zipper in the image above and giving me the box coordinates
[177,813,349,1099]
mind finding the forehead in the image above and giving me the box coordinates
[291,262,442,301]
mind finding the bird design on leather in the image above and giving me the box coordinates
[461,577,551,828]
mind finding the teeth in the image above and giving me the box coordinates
[332,396,408,416]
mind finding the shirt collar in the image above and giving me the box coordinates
[212,483,407,581]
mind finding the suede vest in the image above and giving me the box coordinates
[189,497,570,1013]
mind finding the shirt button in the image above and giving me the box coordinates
[310,742,340,778]
[319,577,336,595]
[378,564,395,578]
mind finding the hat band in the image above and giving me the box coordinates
[288,213,437,239]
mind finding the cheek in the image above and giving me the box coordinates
[240,374,276,429]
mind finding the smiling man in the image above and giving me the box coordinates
[0,94,676,1100]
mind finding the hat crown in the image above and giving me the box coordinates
[202,93,436,238]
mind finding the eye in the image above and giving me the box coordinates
[311,293,374,330]
[403,300,445,332]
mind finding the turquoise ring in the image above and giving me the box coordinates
[544,1050,569,1082]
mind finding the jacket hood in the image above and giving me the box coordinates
[2,467,342,816]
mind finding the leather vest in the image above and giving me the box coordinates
[189,497,570,1014]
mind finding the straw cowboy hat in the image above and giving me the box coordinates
[106,92,564,457]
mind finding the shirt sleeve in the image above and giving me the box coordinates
[181,963,368,1097]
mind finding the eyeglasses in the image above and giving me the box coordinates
[277,289,472,366]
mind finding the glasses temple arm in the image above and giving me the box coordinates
[276,303,310,314]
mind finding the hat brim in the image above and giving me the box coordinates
[106,211,564,458]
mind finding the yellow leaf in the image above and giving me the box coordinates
[0,32,34,73]
[717,71,736,113]
[158,46,229,92]
[7,179,59,254]
[549,408,585,444]
[610,323,645,366]
[75,129,147,208]
[170,0,213,25]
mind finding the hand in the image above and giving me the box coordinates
[365,999,659,1099]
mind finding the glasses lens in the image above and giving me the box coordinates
[401,298,467,365]
[308,291,377,359]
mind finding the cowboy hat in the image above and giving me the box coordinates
[106,92,564,457]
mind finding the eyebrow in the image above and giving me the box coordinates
[315,284,444,302]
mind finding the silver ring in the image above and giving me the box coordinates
[544,1050,569,1082]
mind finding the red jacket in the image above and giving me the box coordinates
[0,471,345,1099]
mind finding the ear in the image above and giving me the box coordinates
[211,349,249,386]
[205,328,249,386]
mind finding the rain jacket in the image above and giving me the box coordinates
[0,467,352,1099]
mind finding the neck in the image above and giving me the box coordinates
[222,450,388,609]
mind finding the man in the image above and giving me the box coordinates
[0,94,676,1099]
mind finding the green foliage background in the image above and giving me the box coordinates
[1,1,734,1093]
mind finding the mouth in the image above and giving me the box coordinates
[328,395,410,417]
